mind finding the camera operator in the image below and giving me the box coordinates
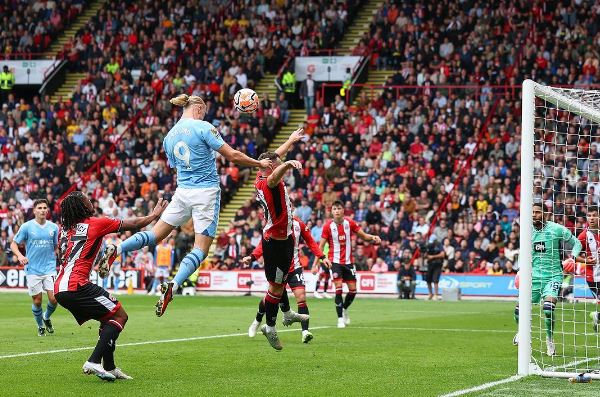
[423,235,445,300]
[397,258,416,299]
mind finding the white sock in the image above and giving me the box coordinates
[266,325,276,333]
[171,280,179,291]
[116,245,123,256]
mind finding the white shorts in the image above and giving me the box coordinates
[155,267,170,278]
[161,187,220,236]
[26,274,55,296]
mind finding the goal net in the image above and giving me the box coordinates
[519,80,600,379]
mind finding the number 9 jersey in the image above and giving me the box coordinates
[162,119,225,189]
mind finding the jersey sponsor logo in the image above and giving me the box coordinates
[533,241,546,253]
[210,127,221,139]
[337,234,346,241]
[197,272,211,288]
[237,273,252,288]
[360,275,375,291]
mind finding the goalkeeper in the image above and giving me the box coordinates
[513,202,582,357]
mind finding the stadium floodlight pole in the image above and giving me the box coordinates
[518,79,535,376]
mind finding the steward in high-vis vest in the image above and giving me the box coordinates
[0,65,15,104]
[282,69,296,106]
[340,68,352,97]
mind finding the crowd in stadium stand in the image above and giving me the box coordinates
[1,0,600,285]
[1,0,89,57]
[0,0,357,270]
[209,0,600,276]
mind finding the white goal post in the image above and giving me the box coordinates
[519,79,600,379]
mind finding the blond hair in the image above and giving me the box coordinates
[169,94,206,110]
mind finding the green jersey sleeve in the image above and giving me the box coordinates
[531,222,581,280]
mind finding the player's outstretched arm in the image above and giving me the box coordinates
[275,127,305,159]
[357,229,382,244]
[121,198,169,231]
[217,143,271,168]
[267,160,302,188]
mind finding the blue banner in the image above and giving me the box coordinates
[414,274,596,298]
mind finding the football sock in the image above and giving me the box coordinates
[264,290,281,327]
[89,320,122,366]
[173,248,206,286]
[298,301,309,331]
[256,298,265,322]
[514,306,519,324]
[119,231,156,255]
[323,280,329,293]
[43,302,56,320]
[101,320,123,371]
[335,286,343,318]
[315,281,321,292]
[343,290,357,309]
[32,304,43,328]
[543,301,555,339]
[279,289,291,313]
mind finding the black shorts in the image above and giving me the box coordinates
[287,267,306,289]
[331,263,356,282]
[587,281,600,299]
[262,236,294,285]
[426,262,443,284]
[55,283,122,325]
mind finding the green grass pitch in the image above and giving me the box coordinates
[0,293,598,396]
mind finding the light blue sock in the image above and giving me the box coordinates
[173,248,206,286]
[120,231,156,253]
[32,304,44,328]
[43,302,57,320]
[114,277,120,293]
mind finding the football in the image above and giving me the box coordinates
[234,88,259,113]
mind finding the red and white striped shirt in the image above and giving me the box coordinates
[254,173,293,240]
[55,217,122,293]
[321,217,361,265]
[577,228,600,283]
[252,217,323,272]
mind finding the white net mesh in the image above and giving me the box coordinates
[531,84,600,376]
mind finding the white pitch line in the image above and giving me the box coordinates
[438,375,524,397]
[0,326,334,359]
[351,326,514,334]
[0,325,513,360]
[439,355,600,396]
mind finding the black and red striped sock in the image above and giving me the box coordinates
[264,290,281,326]
[298,301,309,331]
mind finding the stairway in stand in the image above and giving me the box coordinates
[46,0,107,103]
[337,0,383,55]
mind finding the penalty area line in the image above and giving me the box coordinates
[0,326,334,360]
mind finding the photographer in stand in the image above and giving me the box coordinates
[421,235,445,300]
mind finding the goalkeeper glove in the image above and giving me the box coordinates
[562,258,576,273]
